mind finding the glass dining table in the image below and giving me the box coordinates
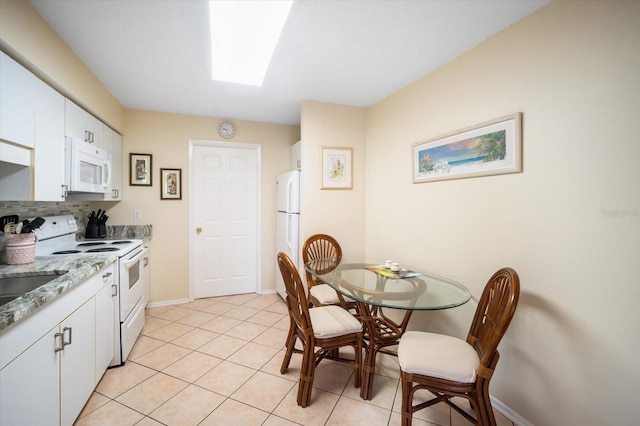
[305,257,471,400]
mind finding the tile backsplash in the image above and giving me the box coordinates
[0,201,93,228]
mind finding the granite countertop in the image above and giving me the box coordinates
[0,254,118,331]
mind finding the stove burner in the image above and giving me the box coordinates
[110,241,132,245]
[78,242,107,247]
[52,250,82,255]
[86,247,120,253]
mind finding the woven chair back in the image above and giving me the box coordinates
[277,251,313,332]
[467,267,520,373]
[301,234,342,288]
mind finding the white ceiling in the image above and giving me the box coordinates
[29,0,548,126]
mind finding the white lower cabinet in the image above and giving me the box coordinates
[95,276,116,379]
[60,297,96,426]
[0,264,115,426]
[0,325,60,425]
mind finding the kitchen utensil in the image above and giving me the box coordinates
[19,217,46,233]
[0,215,19,228]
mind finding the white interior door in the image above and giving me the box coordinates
[191,142,259,298]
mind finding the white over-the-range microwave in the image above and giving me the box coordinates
[64,136,111,194]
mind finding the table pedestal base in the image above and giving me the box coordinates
[356,301,413,400]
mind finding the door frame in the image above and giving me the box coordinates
[188,139,262,301]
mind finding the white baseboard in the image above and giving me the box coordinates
[491,396,533,426]
[146,298,189,308]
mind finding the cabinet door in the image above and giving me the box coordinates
[0,325,60,426]
[291,141,301,170]
[59,297,96,426]
[0,51,36,148]
[110,132,123,200]
[102,128,122,200]
[34,78,66,201]
[142,250,150,306]
[65,98,103,148]
[95,276,116,381]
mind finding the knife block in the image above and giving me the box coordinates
[85,224,99,239]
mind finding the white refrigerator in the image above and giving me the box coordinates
[276,170,300,299]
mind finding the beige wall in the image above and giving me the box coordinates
[365,1,640,425]
[104,110,299,302]
[299,101,366,256]
[0,0,124,132]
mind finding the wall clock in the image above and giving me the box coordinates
[218,121,235,138]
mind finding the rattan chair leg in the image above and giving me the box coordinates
[280,320,297,374]
[401,374,414,426]
[298,346,316,407]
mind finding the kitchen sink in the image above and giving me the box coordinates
[0,271,68,307]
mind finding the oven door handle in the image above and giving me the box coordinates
[122,248,149,269]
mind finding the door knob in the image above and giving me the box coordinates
[196,227,202,235]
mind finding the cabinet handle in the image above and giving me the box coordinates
[143,257,149,267]
[62,327,72,348]
[112,284,118,297]
[61,184,68,198]
[54,331,64,352]
[89,131,94,143]
[103,272,113,282]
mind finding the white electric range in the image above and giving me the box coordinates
[34,215,149,366]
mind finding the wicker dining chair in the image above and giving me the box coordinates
[397,268,520,426]
[277,251,363,407]
[301,234,356,311]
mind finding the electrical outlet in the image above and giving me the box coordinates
[134,210,142,220]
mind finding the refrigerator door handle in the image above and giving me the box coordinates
[287,177,294,213]
[286,215,293,251]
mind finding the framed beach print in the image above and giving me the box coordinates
[130,153,152,186]
[160,168,182,200]
[321,146,353,190]
[412,112,522,184]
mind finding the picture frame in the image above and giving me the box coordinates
[160,168,182,200]
[129,153,152,186]
[412,112,523,184]
[321,146,353,190]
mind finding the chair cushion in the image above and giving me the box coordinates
[309,305,362,338]
[310,284,355,305]
[398,331,480,383]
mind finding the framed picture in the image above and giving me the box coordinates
[412,112,523,183]
[160,168,182,200]
[130,153,152,186]
[321,146,353,190]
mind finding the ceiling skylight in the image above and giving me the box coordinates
[209,0,293,87]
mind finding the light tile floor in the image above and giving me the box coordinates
[75,293,516,426]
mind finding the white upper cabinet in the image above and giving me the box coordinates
[102,126,122,200]
[0,51,36,148]
[291,141,301,170]
[65,98,104,148]
[34,78,66,201]
[110,132,123,200]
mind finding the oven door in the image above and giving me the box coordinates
[119,246,148,321]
